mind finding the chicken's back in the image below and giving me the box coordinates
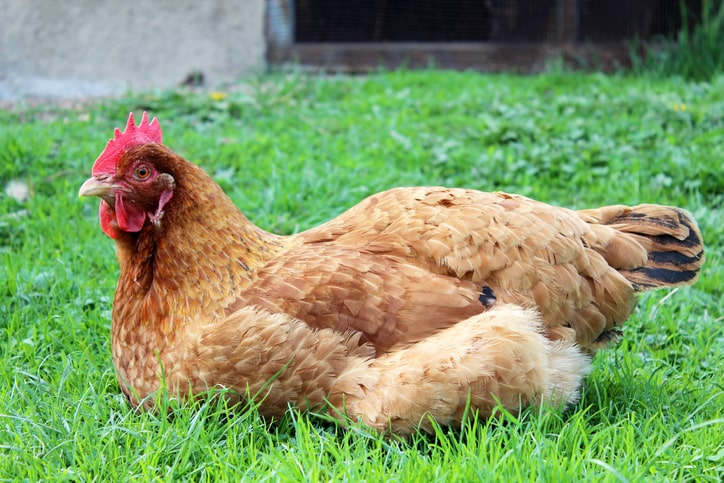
[248,186,703,353]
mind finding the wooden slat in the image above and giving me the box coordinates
[271,42,632,73]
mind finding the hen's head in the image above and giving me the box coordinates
[79,112,177,240]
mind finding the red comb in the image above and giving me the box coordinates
[92,112,162,176]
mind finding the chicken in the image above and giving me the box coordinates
[79,112,704,434]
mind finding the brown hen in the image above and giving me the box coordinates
[80,113,704,434]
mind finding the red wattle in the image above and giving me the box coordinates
[99,201,121,240]
[114,193,147,233]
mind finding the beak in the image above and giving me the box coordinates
[79,176,115,198]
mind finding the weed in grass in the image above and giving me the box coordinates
[631,0,724,81]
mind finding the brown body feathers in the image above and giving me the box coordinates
[80,114,704,434]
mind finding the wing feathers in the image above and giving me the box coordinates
[238,187,702,352]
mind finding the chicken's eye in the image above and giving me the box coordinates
[134,166,151,180]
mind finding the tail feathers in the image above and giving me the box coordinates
[578,204,704,291]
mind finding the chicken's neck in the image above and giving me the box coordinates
[112,173,287,336]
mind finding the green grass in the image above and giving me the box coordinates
[632,0,724,82]
[1,70,723,481]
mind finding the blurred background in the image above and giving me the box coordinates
[0,0,710,100]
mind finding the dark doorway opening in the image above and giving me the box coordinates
[294,0,702,43]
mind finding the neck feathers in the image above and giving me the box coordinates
[113,160,287,327]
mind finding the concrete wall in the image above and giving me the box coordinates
[0,0,266,100]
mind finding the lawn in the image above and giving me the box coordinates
[1,70,722,481]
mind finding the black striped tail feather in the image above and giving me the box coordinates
[579,204,704,292]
